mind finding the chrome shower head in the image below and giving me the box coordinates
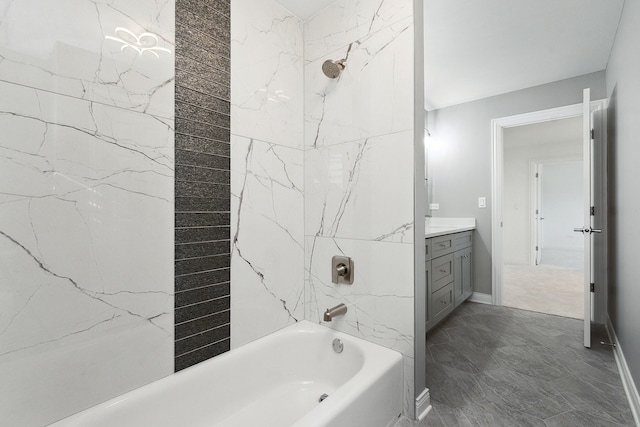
[322,59,346,79]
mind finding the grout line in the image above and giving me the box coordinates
[175,322,231,343]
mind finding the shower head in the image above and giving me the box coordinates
[322,59,346,79]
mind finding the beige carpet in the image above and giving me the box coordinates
[503,263,584,319]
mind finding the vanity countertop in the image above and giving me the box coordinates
[425,217,476,238]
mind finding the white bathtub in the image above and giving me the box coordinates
[50,320,403,427]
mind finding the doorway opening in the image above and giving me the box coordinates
[501,116,584,319]
[491,97,607,335]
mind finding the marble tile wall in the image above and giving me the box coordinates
[303,0,417,417]
[230,0,305,348]
[174,0,232,372]
[0,1,175,426]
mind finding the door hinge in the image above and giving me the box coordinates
[590,129,595,140]
[535,172,539,178]
[591,206,595,216]
[590,283,595,293]
[535,246,539,251]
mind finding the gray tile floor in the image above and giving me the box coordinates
[397,302,635,427]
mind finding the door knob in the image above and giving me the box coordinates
[574,227,603,234]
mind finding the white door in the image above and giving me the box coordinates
[535,165,543,265]
[575,88,600,348]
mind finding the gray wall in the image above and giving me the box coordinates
[606,0,640,395]
[428,71,606,294]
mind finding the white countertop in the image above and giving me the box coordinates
[425,217,476,238]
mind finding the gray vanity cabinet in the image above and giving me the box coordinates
[425,230,473,332]
[454,246,472,307]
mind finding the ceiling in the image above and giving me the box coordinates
[273,0,337,20]
[272,0,625,110]
[504,116,583,148]
[424,0,625,110]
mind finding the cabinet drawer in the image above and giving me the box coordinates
[430,282,454,327]
[453,231,473,251]
[432,253,454,291]
[432,235,454,258]
[425,239,432,261]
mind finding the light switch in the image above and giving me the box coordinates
[429,203,440,210]
[478,197,486,208]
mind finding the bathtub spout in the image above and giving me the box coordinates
[324,303,347,322]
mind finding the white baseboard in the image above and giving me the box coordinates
[415,389,431,421]
[605,315,640,426]
[468,292,492,305]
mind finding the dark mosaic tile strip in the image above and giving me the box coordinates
[175,164,230,184]
[175,116,230,141]
[201,0,230,17]
[175,0,231,371]
[175,212,231,228]
[175,134,230,157]
[175,226,231,244]
[175,240,230,260]
[175,83,230,116]
[176,21,231,59]
[176,149,230,170]
[175,197,231,213]
[175,283,231,309]
[174,181,230,199]
[175,40,230,76]
[175,268,230,292]
[175,8,229,44]
[177,0,230,22]
[176,101,230,129]
[175,339,230,372]
[175,324,231,357]
[175,310,230,341]
[176,69,228,102]
[175,296,230,325]
[175,55,230,95]
[175,254,231,276]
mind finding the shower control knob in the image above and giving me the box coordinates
[331,256,354,285]
[336,263,349,277]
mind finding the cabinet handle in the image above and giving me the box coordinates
[440,299,448,305]
[439,269,446,273]
[438,243,447,248]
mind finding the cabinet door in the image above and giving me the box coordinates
[453,231,473,251]
[454,246,472,307]
[462,247,473,299]
[425,260,432,331]
[453,250,464,306]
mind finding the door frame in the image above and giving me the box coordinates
[491,99,607,322]
[529,156,583,267]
